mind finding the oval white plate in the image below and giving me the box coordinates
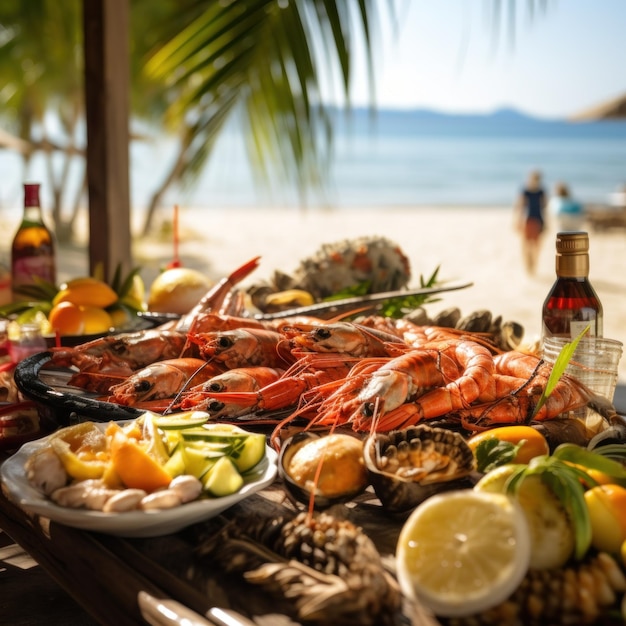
[1,428,277,537]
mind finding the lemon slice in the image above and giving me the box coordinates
[396,489,530,618]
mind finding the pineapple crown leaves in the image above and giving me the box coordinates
[0,300,47,319]
[0,275,58,319]
[110,264,143,300]
[504,455,593,561]
[533,325,591,418]
[12,276,59,302]
[93,262,142,299]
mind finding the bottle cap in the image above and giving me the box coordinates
[555,231,589,278]
[556,231,589,255]
[23,183,41,207]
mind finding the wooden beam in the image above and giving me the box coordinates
[82,0,132,280]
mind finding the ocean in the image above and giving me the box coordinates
[2,108,626,215]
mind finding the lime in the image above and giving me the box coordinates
[396,489,530,618]
[475,465,576,569]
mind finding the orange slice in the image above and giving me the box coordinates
[109,430,172,493]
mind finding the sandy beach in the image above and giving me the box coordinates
[3,205,626,382]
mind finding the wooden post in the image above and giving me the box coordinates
[82,0,132,280]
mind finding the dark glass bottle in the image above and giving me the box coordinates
[542,231,603,339]
[11,183,56,301]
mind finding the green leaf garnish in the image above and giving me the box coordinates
[542,461,592,560]
[533,325,590,417]
[592,444,626,463]
[554,442,626,486]
[474,437,525,473]
[509,456,593,560]
[322,281,371,301]
[320,265,443,318]
[379,265,442,318]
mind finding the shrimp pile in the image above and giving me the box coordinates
[45,258,605,440]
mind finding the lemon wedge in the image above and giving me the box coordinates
[395,489,530,618]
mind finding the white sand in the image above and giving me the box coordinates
[4,205,626,381]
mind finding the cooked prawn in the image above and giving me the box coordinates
[108,358,223,406]
[187,328,294,369]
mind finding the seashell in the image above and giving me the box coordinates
[278,431,369,509]
[402,306,431,326]
[432,306,461,328]
[456,309,493,333]
[364,424,476,513]
[498,320,525,351]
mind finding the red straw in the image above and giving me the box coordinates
[173,204,180,267]
[170,204,181,268]
[55,329,61,348]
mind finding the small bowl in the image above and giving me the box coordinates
[278,431,369,509]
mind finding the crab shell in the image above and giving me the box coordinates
[364,424,476,513]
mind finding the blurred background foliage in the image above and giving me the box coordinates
[0,0,547,238]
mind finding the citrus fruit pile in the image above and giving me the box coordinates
[396,425,626,620]
[2,270,147,338]
[47,277,119,335]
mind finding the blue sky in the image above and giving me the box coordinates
[341,0,626,119]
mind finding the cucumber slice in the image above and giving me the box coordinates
[228,433,267,473]
[162,445,186,478]
[203,456,244,497]
[183,446,223,479]
[183,439,232,452]
[181,428,249,444]
[181,429,266,472]
[153,411,210,430]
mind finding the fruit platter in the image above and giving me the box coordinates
[1,415,277,537]
[2,236,626,625]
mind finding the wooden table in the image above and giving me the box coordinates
[0,445,432,626]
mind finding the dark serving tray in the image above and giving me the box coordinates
[14,352,143,427]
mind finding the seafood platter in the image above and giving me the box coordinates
[4,237,626,626]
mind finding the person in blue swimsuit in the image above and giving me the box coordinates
[515,170,547,274]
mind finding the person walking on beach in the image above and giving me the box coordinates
[515,170,547,274]
[548,182,585,232]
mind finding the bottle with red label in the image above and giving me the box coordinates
[11,183,56,301]
[541,231,603,339]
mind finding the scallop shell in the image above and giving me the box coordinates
[364,424,476,513]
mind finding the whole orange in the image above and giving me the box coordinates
[468,426,550,464]
[48,301,85,335]
[80,306,113,335]
[584,484,626,554]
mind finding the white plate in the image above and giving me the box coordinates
[1,428,278,538]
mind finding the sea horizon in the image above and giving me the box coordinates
[1,107,626,218]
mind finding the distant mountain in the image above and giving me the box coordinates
[331,105,626,139]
